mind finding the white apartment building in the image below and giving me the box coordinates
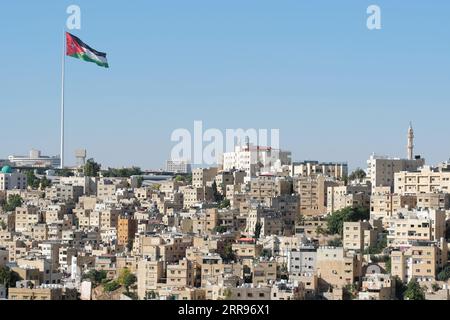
[222,144,291,182]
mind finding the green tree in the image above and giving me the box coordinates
[0,266,21,288]
[348,168,366,181]
[136,176,144,188]
[316,226,327,235]
[219,199,230,209]
[56,168,74,177]
[25,170,40,189]
[404,278,425,300]
[223,288,232,300]
[82,269,107,287]
[432,283,440,292]
[0,220,7,230]
[326,206,370,236]
[123,291,139,300]
[102,167,142,178]
[174,175,185,182]
[40,177,51,190]
[385,257,392,273]
[84,158,101,177]
[327,238,343,247]
[364,233,388,255]
[261,249,272,259]
[126,239,134,252]
[103,280,120,292]
[221,244,236,263]
[211,180,223,202]
[437,266,450,281]
[2,195,23,212]
[393,276,406,300]
[118,268,137,293]
[343,284,357,300]
[254,222,263,239]
[214,226,228,234]
[296,214,305,225]
[144,290,159,300]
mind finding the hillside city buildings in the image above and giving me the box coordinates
[1,124,450,301]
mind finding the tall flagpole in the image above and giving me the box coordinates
[60,30,66,169]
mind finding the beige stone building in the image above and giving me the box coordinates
[166,258,196,288]
[232,239,263,260]
[316,247,360,290]
[290,272,318,299]
[192,167,218,188]
[96,178,129,201]
[200,254,224,287]
[297,175,342,216]
[295,218,328,238]
[327,184,371,214]
[15,206,41,233]
[137,259,165,299]
[139,235,192,263]
[192,208,218,235]
[8,286,77,300]
[391,239,448,283]
[395,166,450,194]
[180,186,205,209]
[227,286,272,300]
[252,260,277,286]
[417,193,450,211]
[45,184,83,202]
[99,209,121,231]
[343,221,378,252]
[370,188,417,220]
[250,176,292,203]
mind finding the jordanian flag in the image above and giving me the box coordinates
[66,32,109,68]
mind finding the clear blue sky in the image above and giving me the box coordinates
[1,1,450,170]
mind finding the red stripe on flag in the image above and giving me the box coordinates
[66,32,84,56]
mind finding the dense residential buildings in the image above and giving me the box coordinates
[1,125,449,301]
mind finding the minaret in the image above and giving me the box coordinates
[407,122,414,160]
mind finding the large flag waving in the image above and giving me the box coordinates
[66,32,109,68]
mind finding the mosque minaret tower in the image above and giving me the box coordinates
[407,122,414,160]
